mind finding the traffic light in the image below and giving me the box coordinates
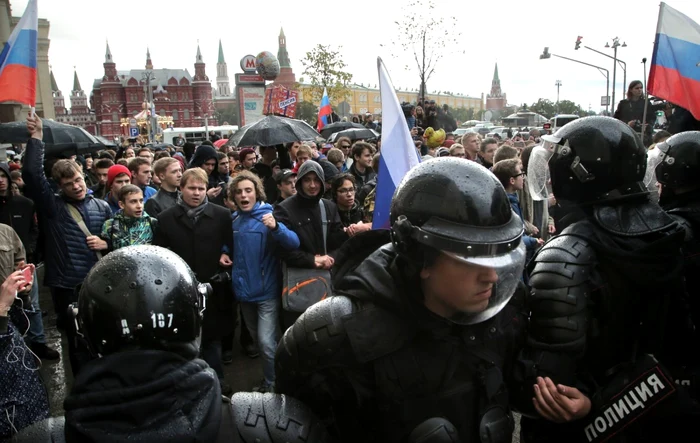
[575,36,583,50]
[540,47,551,59]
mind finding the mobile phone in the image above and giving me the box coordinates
[218,181,226,188]
[21,266,32,283]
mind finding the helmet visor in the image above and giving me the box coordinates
[527,144,555,201]
[440,241,526,325]
[644,147,663,197]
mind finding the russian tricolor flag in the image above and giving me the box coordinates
[317,87,332,131]
[372,58,421,230]
[648,2,700,120]
[0,0,38,107]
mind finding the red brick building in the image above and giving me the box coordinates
[90,42,216,139]
[272,28,296,90]
[51,69,97,134]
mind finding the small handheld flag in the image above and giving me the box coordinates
[648,2,700,120]
[317,87,332,131]
[372,57,421,229]
[0,0,38,110]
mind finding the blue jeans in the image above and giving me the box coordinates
[240,298,280,386]
[25,269,46,345]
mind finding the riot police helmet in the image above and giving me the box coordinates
[654,131,700,189]
[528,116,648,204]
[77,245,210,358]
[390,157,526,325]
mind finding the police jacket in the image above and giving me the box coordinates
[22,138,111,289]
[275,233,526,442]
[516,198,698,442]
[58,349,332,443]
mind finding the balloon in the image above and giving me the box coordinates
[256,51,280,81]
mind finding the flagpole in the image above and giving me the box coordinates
[641,57,649,141]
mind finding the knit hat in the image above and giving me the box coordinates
[238,148,256,161]
[107,164,131,190]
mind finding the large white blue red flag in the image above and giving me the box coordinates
[648,2,700,119]
[372,57,421,230]
[317,87,332,131]
[0,0,38,107]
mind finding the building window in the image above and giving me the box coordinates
[160,109,166,117]
[359,94,367,103]
[172,110,178,120]
[112,112,118,122]
[373,95,381,103]
[374,108,381,114]
[184,109,190,120]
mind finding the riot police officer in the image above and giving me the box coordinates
[275,158,528,442]
[518,117,698,442]
[655,131,700,393]
[14,245,330,442]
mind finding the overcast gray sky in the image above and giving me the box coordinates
[10,0,700,113]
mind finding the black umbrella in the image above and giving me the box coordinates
[94,135,117,148]
[328,127,379,143]
[319,121,365,139]
[0,119,105,156]
[228,115,320,147]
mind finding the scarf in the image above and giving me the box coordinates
[177,195,208,224]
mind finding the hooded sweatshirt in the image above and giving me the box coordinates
[273,161,348,268]
[64,350,222,442]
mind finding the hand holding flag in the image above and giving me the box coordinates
[0,0,38,113]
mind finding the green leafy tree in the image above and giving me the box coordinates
[214,103,239,126]
[300,45,353,105]
[450,107,475,123]
[557,100,583,116]
[529,99,557,119]
[296,101,318,126]
[383,0,462,101]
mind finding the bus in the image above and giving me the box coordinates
[162,125,239,145]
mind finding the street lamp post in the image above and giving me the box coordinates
[142,71,156,143]
[540,47,610,114]
[555,80,562,114]
[605,37,627,114]
[581,45,626,103]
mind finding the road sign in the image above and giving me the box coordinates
[129,127,139,137]
[129,118,137,128]
[601,96,610,106]
[240,55,257,73]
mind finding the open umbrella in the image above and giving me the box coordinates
[328,127,379,143]
[320,121,365,139]
[228,115,320,147]
[94,135,117,148]
[0,119,105,156]
[213,138,228,149]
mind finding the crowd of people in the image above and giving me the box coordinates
[1,80,700,441]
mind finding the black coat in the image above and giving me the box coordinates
[274,195,347,269]
[0,193,38,262]
[153,203,234,339]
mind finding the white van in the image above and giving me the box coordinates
[551,114,579,132]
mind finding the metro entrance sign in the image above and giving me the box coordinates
[240,55,257,73]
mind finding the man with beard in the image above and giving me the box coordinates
[516,117,698,442]
[275,158,527,442]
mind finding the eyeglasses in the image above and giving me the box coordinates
[61,176,84,188]
[337,187,355,195]
[341,145,351,149]
[512,172,526,178]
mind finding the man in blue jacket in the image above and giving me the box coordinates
[23,114,111,374]
[220,170,299,393]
